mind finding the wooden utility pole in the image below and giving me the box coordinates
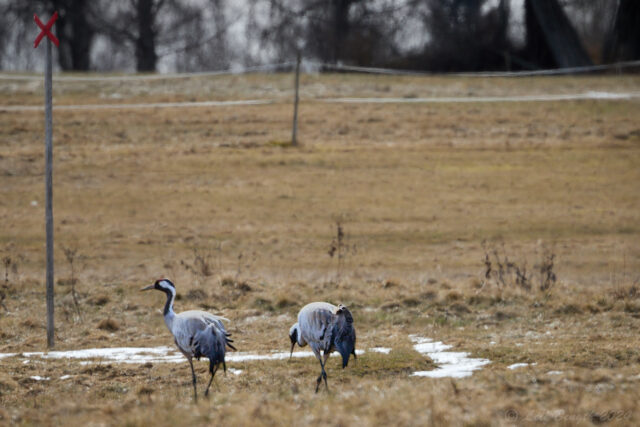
[291,50,301,146]
[34,12,59,348]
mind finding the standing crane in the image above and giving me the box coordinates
[141,279,236,401]
[289,302,356,393]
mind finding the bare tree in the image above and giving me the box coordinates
[263,0,403,66]
[1,0,96,71]
[93,0,202,72]
[408,0,514,72]
[170,0,232,71]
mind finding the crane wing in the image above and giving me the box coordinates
[193,323,227,369]
[299,307,335,347]
[172,311,235,355]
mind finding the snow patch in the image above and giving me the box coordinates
[507,362,536,370]
[30,376,50,381]
[0,347,368,365]
[410,336,490,379]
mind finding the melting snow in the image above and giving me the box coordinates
[0,347,367,365]
[410,336,490,379]
[508,363,536,370]
[0,338,489,380]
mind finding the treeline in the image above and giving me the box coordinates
[1,0,638,73]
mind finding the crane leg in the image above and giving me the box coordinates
[321,352,330,391]
[315,359,329,393]
[188,358,198,402]
[204,364,218,397]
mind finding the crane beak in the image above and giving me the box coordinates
[289,341,295,360]
[140,285,154,291]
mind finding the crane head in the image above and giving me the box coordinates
[141,279,175,293]
[288,323,300,359]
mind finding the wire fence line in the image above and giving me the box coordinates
[0,60,639,82]
[0,62,296,82]
[322,92,640,104]
[2,91,639,112]
[316,60,640,77]
[0,99,272,112]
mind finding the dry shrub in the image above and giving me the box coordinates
[586,304,602,314]
[481,241,556,292]
[185,289,208,300]
[89,295,110,306]
[380,301,401,311]
[468,295,499,306]
[0,373,18,395]
[81,364,113,375]
[450,302,471,314]
[494,310,516,321]
[611,285,639,300]
[137,386,154,397]
[181,247,215,281]
[220,277,252,293]
[402,297,421,307]
[252,297,273,311]
[468,277,483,289]
[220,276,235,287]
[236,281,252,293]
[383,279,401,288]
[98,318,120,332]
[420,291,438,300]
[554,304,583,315]
[21,318,41,329]
[275,297,296,309]
[445,291,462,302]
[624,302,640,314]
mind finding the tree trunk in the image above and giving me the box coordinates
[135,0,158,72]
[603,0,640,62]
[210,0,229,68]
[331,0,353,63]
[50,0,94,71]
[524,0,592,69]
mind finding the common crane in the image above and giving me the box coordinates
[289,302,356,393]
[141,279,236,400]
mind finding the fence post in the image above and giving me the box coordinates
[44,38,55,348]
[291,50,301,146]
[34,11,58,349]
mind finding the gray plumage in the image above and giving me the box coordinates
[289,302,357,392]
[142,279,235,400]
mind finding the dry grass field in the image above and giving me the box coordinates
[0,72,639,426]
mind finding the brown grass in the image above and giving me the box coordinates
[0,72,639,425]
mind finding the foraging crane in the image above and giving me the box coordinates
[289,302,356,393]
[141,279,236,400]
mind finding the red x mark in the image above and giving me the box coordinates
[34,12,59,48]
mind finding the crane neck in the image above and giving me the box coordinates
[162,288,176,331]
[162,287,175,317]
